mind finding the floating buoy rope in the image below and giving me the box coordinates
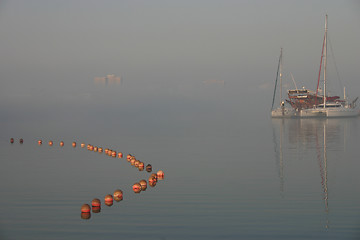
[9,138,165,220]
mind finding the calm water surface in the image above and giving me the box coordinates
[1,84,360,239]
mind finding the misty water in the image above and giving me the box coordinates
[1,81,360,240]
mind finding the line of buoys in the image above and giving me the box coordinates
[8,137,165,219]
[10,138,24,144]
[80,188,124,219]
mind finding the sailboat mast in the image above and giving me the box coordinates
[280,48,283,106]
[323,15,328,108]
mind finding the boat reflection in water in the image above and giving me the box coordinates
[272,118,351,228]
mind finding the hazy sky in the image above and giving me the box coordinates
[1,0,360,132]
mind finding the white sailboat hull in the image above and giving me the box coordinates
[325,108,359,117]
[299,107,359,118]
[271,107,296,118]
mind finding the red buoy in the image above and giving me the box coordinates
[132,183,142,193]
[146,164,152,172]
[81,204,91,213]
[104,194,113,203]
[114,189,123,201]
[118,152,123,158]
[10,138,14,144]
[111,151,116,157]
[157,170,165,179]
[139,179,147,191]
[91,198,101,207]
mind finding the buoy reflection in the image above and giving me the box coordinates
[92,206,101,213]
[81,212,91,219]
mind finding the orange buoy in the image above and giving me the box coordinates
[138,162,144,168]
[81,143,85,148]
[104,194,113,203]
[105,148,109,154]
[134,160,140,167]
[113,189,123,201]
[38,140,42,145]
[139,180,147,191]
[94,146,98,152]
[111,151,116,157]
[49,141,53,146]
[132,183,142,193]
[151,173,158,181]
[130,158,136,166]
[157,170,165,179]
[19,138,23,144]
[149,180,157,187]
[90,145,94,151]
[118,152,123,158]
[81,204,91,213]
[148,176,155,184]
[138,165,144,171]
[91,198,101,207]
[10,138,14,144]
[146,164,152,172]
[60,141,64,147]
[98,147,103,153]
[72,142,76,147]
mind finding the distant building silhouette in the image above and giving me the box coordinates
[94,74,122,85]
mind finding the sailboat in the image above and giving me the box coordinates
[300,15,359,117]
[271,48,296,118]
